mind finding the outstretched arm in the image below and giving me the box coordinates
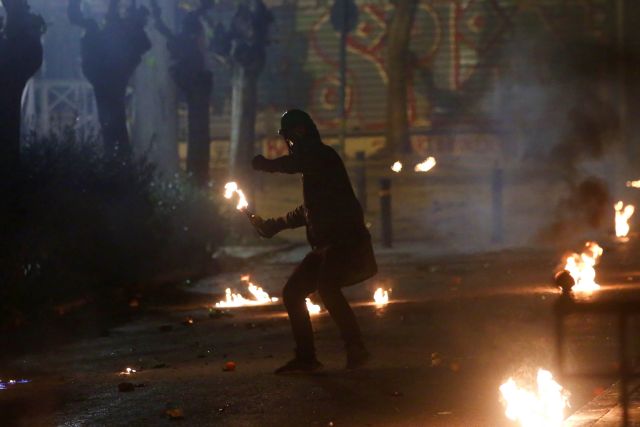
[250,205,306,238]
[252,154,302,174]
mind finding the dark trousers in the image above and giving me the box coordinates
[283,248,364,360]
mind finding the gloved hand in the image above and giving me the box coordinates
[248,214,281,238]
[252,155,269,171]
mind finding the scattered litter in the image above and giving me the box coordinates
[165,403,184,420]
[430,352,443,367]
[217,402,232,414]
[223,361,236,372]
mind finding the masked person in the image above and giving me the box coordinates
[250,109,377,374]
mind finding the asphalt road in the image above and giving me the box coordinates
[2,241,639,426]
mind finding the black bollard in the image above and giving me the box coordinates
[355,151,367,212]
[491,166,504,244]
[380,178,392,248]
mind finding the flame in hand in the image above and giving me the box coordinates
[499,368,570,427]
[224,182,249,211]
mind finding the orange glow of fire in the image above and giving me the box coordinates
[414,156,437,173]
[373,288,389,306]
[215,276,278,308]
[626,180,640,188]
[305,298,321,315]
[391,161,403,173]
[614,201,634,238]
[499,368,570,427]
[563,242,603,295]
[120,367,136,376]
[224,182,249,210]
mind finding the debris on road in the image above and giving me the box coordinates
[165,403,184,420]
[223,361,236,372]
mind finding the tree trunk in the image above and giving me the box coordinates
[94,85,131,159]
[186,76,212,186]
[0,89,23,175]
[385,0,418,154]
[229,65,258,202]
[0,16,43,176]
[132,0,179,173]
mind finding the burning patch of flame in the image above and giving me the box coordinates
[564,242,603,295]
[120,367,136,376]
[215,276,278,308]
[224,182,249,210]
[391,161,403,173]
[373,288,389,306]
[499,369,570,427]
[305,298,321,315]
[626,180,640,188]
[414,156,437,173]
[614,201,634,238]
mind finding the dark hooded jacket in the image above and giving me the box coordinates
[255,137,377,286]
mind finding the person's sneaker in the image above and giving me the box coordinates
[274,358,323,375]
[346,344,371,370]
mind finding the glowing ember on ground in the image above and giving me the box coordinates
[614,201,635,239]
[499,368,570,427]
[224,182,249,210]
[373,288,390,306]
[391,161,403,173]
[563,242,603,295]
[626,180,640,188]
[414,156,437,173]
[214,276,278,308]
[119,367,137,376]
[0,379,31,390]
[305,298,321,315]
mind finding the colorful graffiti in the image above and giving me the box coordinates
[300,0,613,133]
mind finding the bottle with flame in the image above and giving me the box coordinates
[224,182,249,211]
[558,241,603,295]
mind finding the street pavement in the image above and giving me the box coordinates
[1,240,639,426]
